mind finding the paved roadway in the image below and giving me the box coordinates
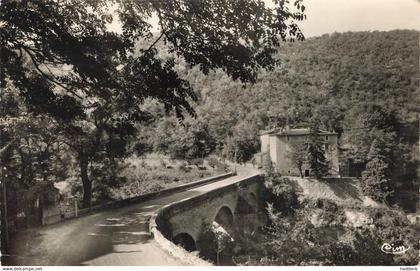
[5,166,259,266]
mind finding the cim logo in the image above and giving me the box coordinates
[380,241,410,254]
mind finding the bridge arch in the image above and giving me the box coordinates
[214,205,234,229]
[197,206,236,265]
[236,193,258,214]
[248,192,258,211]
[235,191,260,238]
[172,232,197,252]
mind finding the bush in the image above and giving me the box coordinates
[327,242,358,265]
[262,153,274,173]
[177,161,189,172]
[316,199,338,212]
[256,171,419,266]
[265,176,299,216]
[92,183,113,204]
[215,161,229,172]
[262,208,325,265]
[159,159,167,168]
[189,158,203,167]
[198,222,236,265]
[208,156,218,169]
[140,160,147,168]
[263,202,419,265]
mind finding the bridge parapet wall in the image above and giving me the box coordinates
[150,173,265,265]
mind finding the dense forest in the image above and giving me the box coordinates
[140,30,420,211]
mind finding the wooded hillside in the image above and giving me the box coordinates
[143,30,419,210]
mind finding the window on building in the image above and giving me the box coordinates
[325,135,329,140]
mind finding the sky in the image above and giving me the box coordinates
[294,0,420,37]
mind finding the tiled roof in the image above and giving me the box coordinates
[260,128,337,136]
[259,128,282,135]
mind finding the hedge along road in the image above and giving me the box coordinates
[5,166,259,266]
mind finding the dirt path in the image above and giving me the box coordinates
[4,166,259,266]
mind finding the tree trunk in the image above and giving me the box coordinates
[298,167,303,178]
[79,151,92,208]
[1,167,9,254]
[18,148,26,182]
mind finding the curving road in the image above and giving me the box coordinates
[5,166,259,266]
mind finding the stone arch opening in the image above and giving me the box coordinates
[235,192,261,243]
[173,233,196,252]
[248,192,258,210]
[214,206,234,229]
[197,206,236,265]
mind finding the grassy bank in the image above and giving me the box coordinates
[59,154,229,212]
[111,156,228,200]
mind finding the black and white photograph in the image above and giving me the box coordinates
[0,0,419,269]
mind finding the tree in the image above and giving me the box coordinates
[223,120,261,163]
[0,85,73,245]
[198,222,235,265]
[361,138,394,203]
[307,121,328,178]
[1,0,306,207]
[344,103,398,163]
[61,103,142,207]
[152,118,215,162]
[263,203,321,265]
[2,0,306,114]
[286,142,307,177]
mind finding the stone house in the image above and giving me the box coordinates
[259,127,339,177]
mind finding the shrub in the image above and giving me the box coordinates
[198,222,236,265]
[316,199,338,212]
[262,208,325,265]
[189,158,203,167]
[264,175,299,215]
[208,156,218,169]
[250,166,419,266]
[177,161,189,172]
[215,161,229,172]
[159,159,167,168]
[262,153,274,173]
[327,242,358,265]
[140,160,147,168]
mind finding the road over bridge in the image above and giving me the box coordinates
[5,166,263,266]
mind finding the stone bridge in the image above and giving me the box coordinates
[151,173,266,263]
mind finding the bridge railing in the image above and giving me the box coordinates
[45,171,236,225]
